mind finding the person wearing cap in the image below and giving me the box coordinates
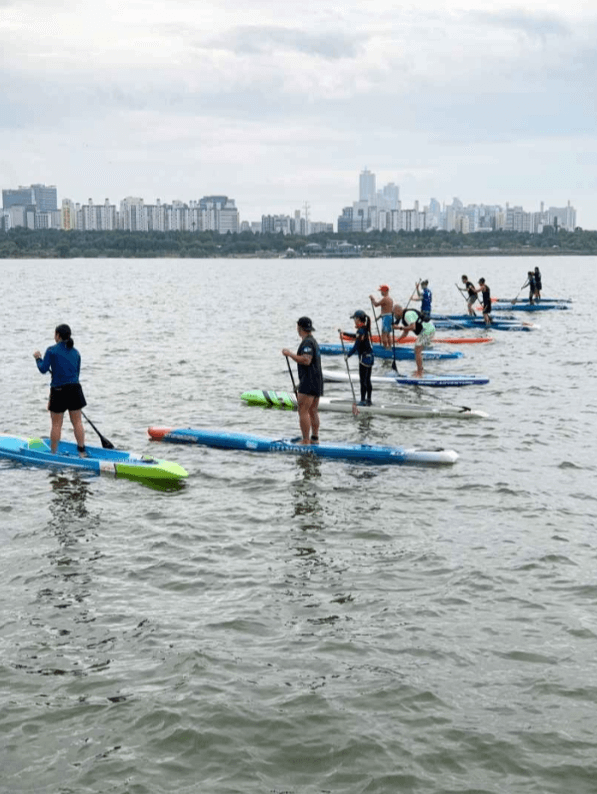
[345,310,374,405]
[411,279,432,320]
[282,317,324,444]
[392,304,436,377]
[369,284,393,349]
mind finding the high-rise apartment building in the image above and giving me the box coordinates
[2,184,57,212]
[359,169,376,203]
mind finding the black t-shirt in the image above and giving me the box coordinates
[297,335,324,397]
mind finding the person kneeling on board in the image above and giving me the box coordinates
[393,305,436,378]
[345,310,375,406]
[282,316,323,445]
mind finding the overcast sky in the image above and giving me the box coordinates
[1,0,596,227]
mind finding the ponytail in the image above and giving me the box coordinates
[55,324,74,349]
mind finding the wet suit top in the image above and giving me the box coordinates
[36,342,81,387]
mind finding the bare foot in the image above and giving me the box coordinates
[413,371,424,378]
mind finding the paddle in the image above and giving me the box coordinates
[338,330,359,415]
[285,355,298,394]
[390,322,399,373]
[511,279,528,305]
[422,389,472,413]
[82,411,115,449]
[455,281,482,310]
[406,280,420,311]
[370,296,381,341]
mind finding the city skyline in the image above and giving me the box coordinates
[2,1,595,228]
[2,176,578,235]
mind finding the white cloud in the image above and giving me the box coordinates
[1,0,596,226]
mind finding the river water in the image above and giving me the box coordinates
[1,255,596,794]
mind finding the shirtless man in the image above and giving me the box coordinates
[369,284,393,348]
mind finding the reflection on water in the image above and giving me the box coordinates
[292,455,323,529]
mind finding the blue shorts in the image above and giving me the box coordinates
[381,314,392,334]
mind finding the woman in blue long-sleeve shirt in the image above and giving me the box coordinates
[33,324,87,454]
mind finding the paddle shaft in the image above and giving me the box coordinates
[285,355,298,394]
[370,297,382,340]
[338,331,359,414]
[456,281,482,307]
[512,279,529,304]
[82,411,115,449]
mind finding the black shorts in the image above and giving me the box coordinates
[49,383,87,414]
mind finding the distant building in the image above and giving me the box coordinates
[198,196,239,234]
[359,168,376,203]
[2,184,57,213]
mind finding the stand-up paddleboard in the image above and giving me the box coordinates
[495,297,572,304]
[322,369,489,387]
[240,390,488,419]
[432,316,538,331]
[148,427,459,465]
[319,343,462,361]
[477,303,568,312]
[0,435,188,482]
[341,332,493,345]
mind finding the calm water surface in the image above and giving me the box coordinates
[1,256,596,794]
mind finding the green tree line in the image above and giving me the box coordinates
[1,226,596,259]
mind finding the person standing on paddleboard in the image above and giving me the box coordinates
[393,304,436,378]
[369,284,393,349]
[523,270,537,304]
[412,279,432,320]
[345,310,374,406]
[33,324,87,455]
[282,317,323,445]
[460,275,478,316]
[474,278,492,326]
[533,266,542,302]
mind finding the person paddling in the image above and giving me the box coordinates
[345,310,375,406]
[282,317,323,445]
[33,324,87,455]
[523,270,537,304]
[533,266,542,302]
[393,304,436,377]
[411,279,432,320]
[474,278,492,326]
[460,275,478,316]
[369,284,393,348]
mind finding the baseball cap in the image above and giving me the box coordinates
[378,284,389,292]
[351,309,366,320]
[297,316,315,331]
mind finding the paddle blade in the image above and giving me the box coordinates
[99,435,115,450]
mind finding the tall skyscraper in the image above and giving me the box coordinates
[359,169,376,203]
[382,183,400,209]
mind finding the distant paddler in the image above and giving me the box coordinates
[369,284,393,349]
[410,279,432,320]
[393,305,436,378]
[473,278,492,326]
[282,316,324,445]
